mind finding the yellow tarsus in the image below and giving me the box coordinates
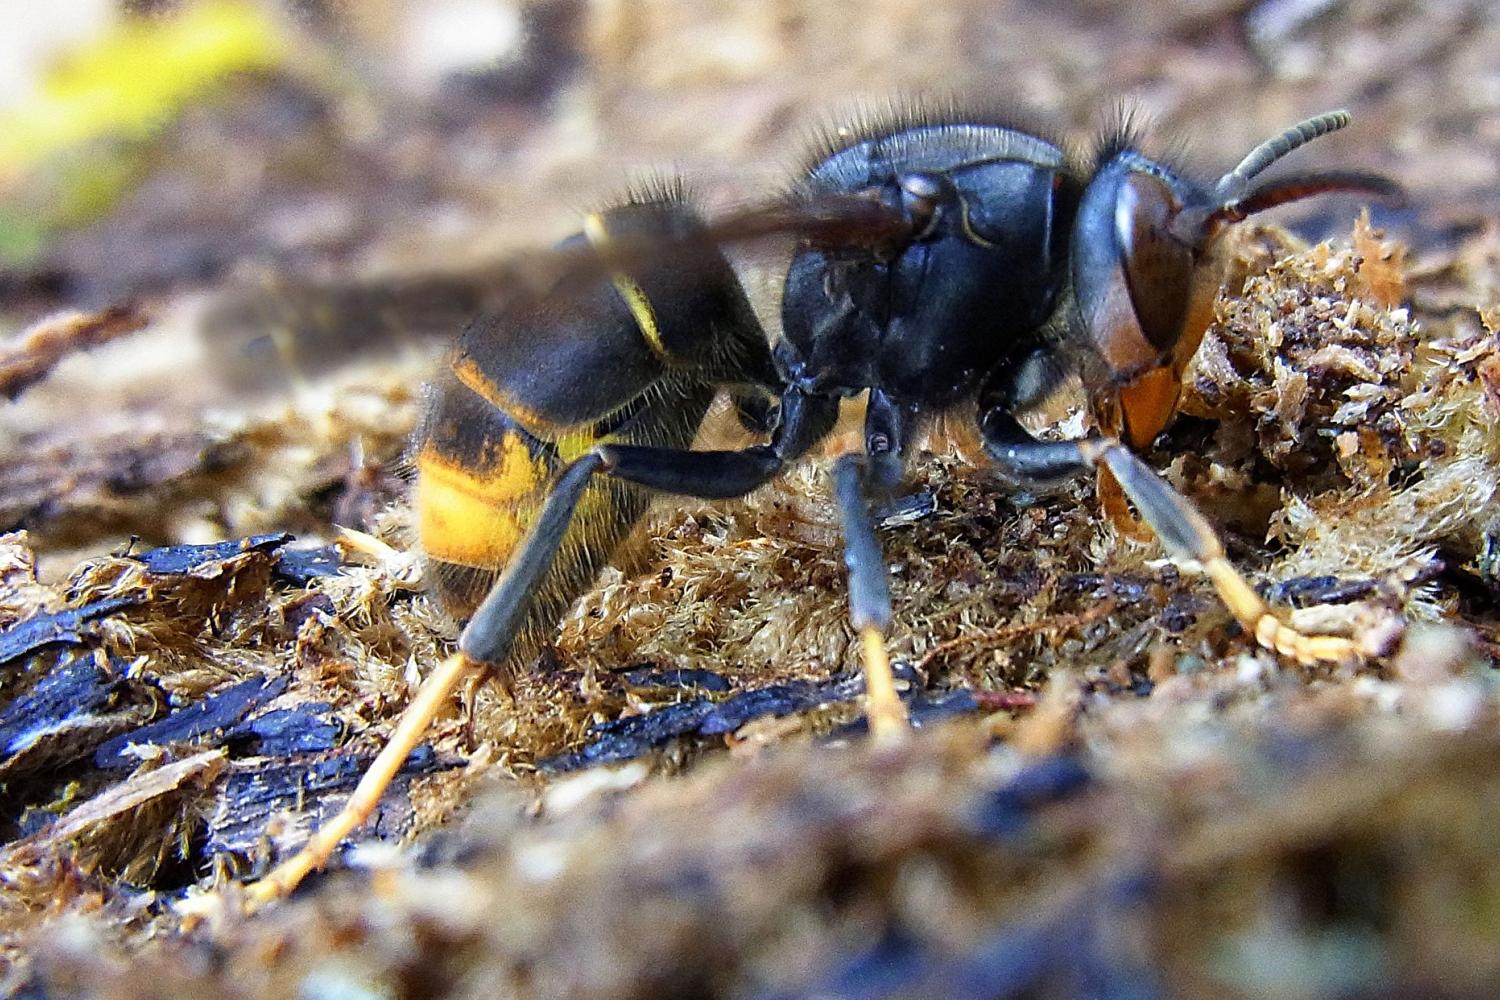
[243,652,478,909]
[861,626,909,743]
[1204,556,1361,666]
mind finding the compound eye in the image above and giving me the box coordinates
[899,172,945,239]
[1117,172,1193,352]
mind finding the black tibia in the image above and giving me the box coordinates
[863,388,917,493]
[977,389,1211,562]
[976,413,1214,565]
[459,453,606,666]
[979,409,1091,484]
[459,388,837,664]
[976,346,1088,485]
[599,446,783,499]
[833,455,892,633]
[599,387,838,498]
[1096,445,1215,562]
[419,370,714,626]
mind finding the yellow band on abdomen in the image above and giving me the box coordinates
[415,445,541,569]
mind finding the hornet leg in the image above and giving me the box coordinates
[979,409,1402,666]
[833,453,908,742]
[245,454,605,907]
[245,390,837,906]
[618,389,917,740]
[828,388,922,743]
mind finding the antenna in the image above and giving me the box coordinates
[1174,110,1399,245]
[1214,110,1351,201]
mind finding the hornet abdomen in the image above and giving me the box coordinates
[413,192,771,666]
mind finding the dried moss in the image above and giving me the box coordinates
[2,217,1499,995]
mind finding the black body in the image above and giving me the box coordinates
[250,109,1398,903]
[780,124,1081,408]
[423,108,1398,674]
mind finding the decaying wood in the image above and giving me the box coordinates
[0,307,148,401]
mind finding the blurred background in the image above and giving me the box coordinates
[2,11,1499,994]
[0,0,1495,566]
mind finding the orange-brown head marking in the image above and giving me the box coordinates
[1072,110,1401,449]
